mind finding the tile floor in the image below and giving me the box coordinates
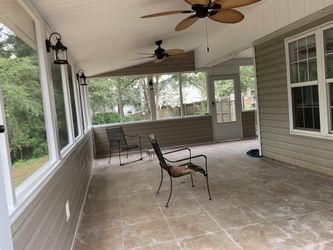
[74,140,333,250]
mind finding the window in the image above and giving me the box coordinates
[155,74,181,119]
[51,62,69,149]
[287,33,321,132]
[88,78,121,125]
[240,66,257,111]
[324,27,333,132]
[67,65,79,137]
[286,23,333,137]
[87,72,209,125]
[181,72,208,116]
[120,76,151,122]
[0,24,49,188]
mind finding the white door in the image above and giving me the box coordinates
[210,75,243,141]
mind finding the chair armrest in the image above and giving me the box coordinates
[164,154,208,175]
[125,134,141,138]
[164,148,192,162]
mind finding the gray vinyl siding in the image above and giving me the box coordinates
[93,115,213,158]
[255,14,333,176]
[11,133,93,250]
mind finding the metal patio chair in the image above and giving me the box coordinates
[149,137,212,207]
[106,126,143,166]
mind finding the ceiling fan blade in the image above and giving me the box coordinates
[175,15,199,31]
[141,10,193,18]
[184,0,210,6]
[209,9,244,23]
[154,58,166,63]
[165,49,184,56]
[138,52,155,55]
[214,0,261,9]
[131,56,155,61]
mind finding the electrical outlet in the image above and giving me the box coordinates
[65,200,70,222]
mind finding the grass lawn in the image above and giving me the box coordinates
[12,156,49,188]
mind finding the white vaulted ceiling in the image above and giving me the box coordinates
[30,0,333,76]
[31,0,261,76]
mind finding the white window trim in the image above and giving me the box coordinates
[285,21,333,140]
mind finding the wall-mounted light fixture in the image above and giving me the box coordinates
[148,79,154,90]
[45,32,68,65]
[76,70,87,86]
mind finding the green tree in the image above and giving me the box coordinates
[0,26,47,162]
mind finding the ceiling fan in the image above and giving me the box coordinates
[141,0,262,31]
[133,40,185,63]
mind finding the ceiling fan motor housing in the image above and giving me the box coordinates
[192,4,209,18]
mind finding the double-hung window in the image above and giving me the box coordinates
[286,22,333,138]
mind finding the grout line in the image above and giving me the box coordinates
[190,195,243,250]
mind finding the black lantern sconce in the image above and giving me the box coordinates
[45,32,68,65]
[76,70,87,86]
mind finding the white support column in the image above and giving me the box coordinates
[117,78,124,123]
[148,76,156,120]
[179,73,184,117]
[0,161,14,250]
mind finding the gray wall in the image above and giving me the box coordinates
[255,14,333,176]
[11,133,93,250]
[242,110,256,138]
[93,116,213,158]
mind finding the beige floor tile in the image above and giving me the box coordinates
[167,212,220,239]
[134,240,181,250]
[122,219,174,249]
[228,223,302,250]
[83,197,119,215]
[121,205,164,226]
[79,208,121,231]
[75,227,123,250]
[180,231,240,250]
[119,191,157,208]
[208,203,266,230]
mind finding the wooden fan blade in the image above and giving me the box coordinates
[165,49,184,56]
[131,56,155,61]
[214,0,261,9]
[175,15,199,31]
[209,9,244,23]
[154,58,166,63]
[138,52,154,55]
[184,0,210,6]
[141,10,192,18]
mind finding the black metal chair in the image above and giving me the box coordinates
[106,126,143,166]
[149,137,212,207]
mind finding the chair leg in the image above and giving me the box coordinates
[190,174,195,187]
[126,150,129,159]
[108,145,112,164]
[205,174,212,200]
[119,147,122,166]
[156,168,163,194]
[165,175,173,208]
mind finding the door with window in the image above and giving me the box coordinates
[210,75,243,141]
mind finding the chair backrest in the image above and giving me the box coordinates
[149,138,168,171]
[106,126,127,148]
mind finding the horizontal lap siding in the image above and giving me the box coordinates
[12,133,93,250]
[93,116,213,158]
[255,16,333,176]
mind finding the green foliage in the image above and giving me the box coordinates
[240,66,256,92]
[0,27,47,163]
[92,112,121,125]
